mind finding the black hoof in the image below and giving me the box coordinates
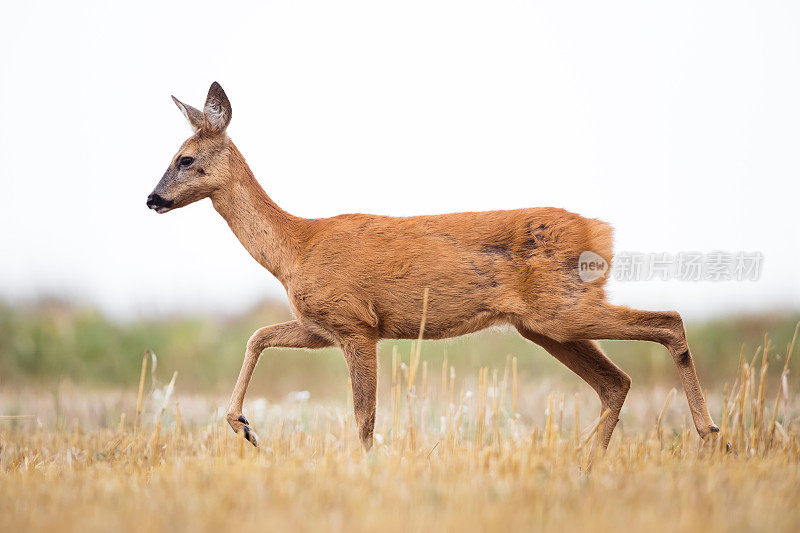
[242,425,258,447]
[709,425,720,433]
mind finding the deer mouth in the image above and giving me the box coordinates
[146,193,175,214]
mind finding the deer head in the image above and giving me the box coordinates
[146,82,234,213]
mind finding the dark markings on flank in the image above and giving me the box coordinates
[464,259,501,289]
[563,257,580,270]
[558,257,580,277]
[521,224,553,254]
[481,244,512,259]
[527,223,551,238]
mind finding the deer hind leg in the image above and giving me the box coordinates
[340,336,378,451]
[517,327,630,451]
[567,304,718,439]
[226,320,333,447]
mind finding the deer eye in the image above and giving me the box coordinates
[179,156,195,167]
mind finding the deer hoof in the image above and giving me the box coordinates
[698,424,720,438]
[242,425,259,447]
[226,413,259,447]
[361,436,374,452]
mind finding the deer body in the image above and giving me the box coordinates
[149,83,718,452]
[217,144,612,342]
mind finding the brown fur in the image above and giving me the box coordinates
[150,83,718,452]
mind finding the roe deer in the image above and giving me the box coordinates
[147,82,719,452]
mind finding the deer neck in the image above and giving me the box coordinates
[210,142,301,285]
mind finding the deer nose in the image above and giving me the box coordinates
[146,193,173,210]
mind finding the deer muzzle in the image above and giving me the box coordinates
[146,193,174,213]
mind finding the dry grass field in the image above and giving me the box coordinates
[2,323,799,533]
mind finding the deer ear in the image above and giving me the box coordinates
[203,82,232,134]
[172,96,204,132]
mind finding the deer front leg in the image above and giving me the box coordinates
[340,336,378,451]
[226,320,333,446]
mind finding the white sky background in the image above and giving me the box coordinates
[0,1,798,320]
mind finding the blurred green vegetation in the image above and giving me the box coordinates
[1,299,798,399]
